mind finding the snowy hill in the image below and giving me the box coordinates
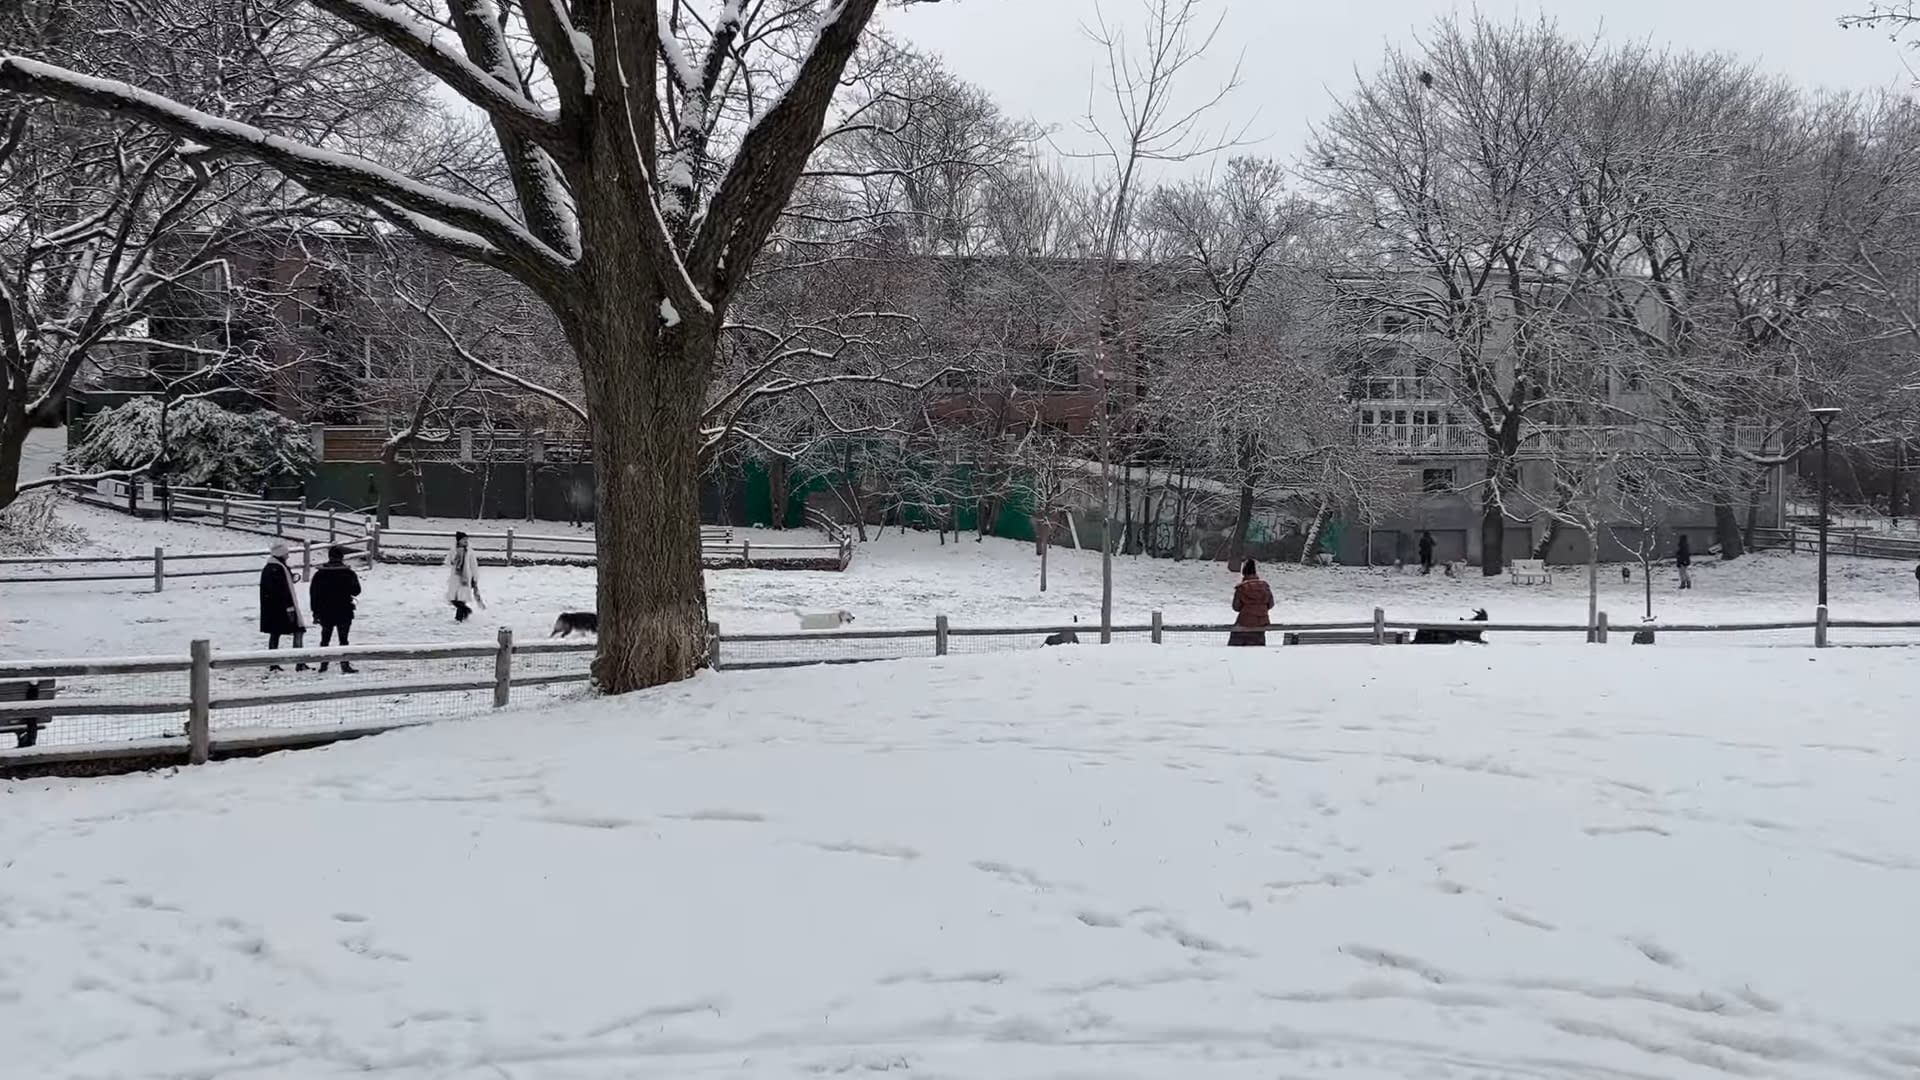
[5,646,1919,1077]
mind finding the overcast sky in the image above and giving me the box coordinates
[881,0,1915,173]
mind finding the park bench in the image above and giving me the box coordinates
[1508,559,1552,585]
[1283,630,1408,646]
[0,678,57,749]
[700,526,734,543]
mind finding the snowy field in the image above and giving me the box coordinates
[5,497,1920,667]
[5,646,1920,1078]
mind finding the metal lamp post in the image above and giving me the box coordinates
[1810,406,1841,609]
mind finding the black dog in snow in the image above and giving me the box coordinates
[550,611,599,637]
[1413,608,1489,645]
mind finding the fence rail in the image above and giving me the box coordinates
[0,629,596,774]
[6,604,1916,775]
[1752,525,1920,562]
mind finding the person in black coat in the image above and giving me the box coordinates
[1417,530,1436,575]
[1676,534,1694,590]
[259,541,308,671]
[308,545,363,673]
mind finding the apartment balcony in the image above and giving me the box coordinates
[1355,420,1781,458]
[1350,375,1448,403]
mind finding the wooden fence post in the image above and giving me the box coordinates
[935,614,949,656]
[742,539,751,567]
[188,638,211,765]
[327,509,337,542]
[153,546,165,593]
[1151,610,1163,644]
[368,525,381,565]
[1596,611,1609,644]
[273,505,283,537]
[505,526,515,565]
[706,621,721,670]
[221,498,231,528]
[1815,605,1829,648]
[494,628,514,707]
[1372,607,1386,645]
[301,539,312,579]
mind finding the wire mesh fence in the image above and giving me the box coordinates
[0,636,596,760]
[714,631,938,670]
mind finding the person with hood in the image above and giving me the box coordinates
[308,545,362,673]
[1418,530,1436,575]
[444,531,483,622]
[1229,559,1275,647]
[1676,534,1694,590]
[259,541,308,671]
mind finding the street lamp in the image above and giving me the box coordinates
[1810,406,1842,610]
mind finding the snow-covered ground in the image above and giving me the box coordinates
[5,646,1919,1078]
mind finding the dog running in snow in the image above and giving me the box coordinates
[550,611,599,637]
[1412,608,1489,645]
[1043,616,1080,646]
[795,610,856,630]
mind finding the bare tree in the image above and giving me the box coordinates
[1074,0,1243,638]
[2,0,955,691]
[0,0,419,508]
[1312,15,1593,576]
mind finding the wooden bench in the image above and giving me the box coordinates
[700,526,735,543]
[1508,558,1552,585]
[1283,630,1409,646]
[0,678,57,749]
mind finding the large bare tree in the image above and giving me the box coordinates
[3,0,939,691]
[0,0,418,509]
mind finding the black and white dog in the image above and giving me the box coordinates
[550,611,599,637]
[1043,616,1080,646]
[1413,608,1489,645]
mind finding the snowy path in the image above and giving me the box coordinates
[4,646,1918,1078]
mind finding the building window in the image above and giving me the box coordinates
[1422,468,1456,494]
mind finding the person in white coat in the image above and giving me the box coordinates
[444,531,483,622]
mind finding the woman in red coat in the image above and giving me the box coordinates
[1229,559,1274,646]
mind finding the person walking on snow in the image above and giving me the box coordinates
[1676,534,1694,590]
[259,541,308,670]
[309,545,362,673]
[1418,530,1436,575]
[444,531,483,622]
[1228,559,1275,647]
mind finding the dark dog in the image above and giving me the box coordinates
[1622,565,1632,582]
[550,611,599,637]
[1413,608,1489,644]
[1043,616,1080,646]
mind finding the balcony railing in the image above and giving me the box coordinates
[1355,422,1782,457]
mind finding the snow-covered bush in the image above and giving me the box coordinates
[0,491,87,556]
[66,399,315,493]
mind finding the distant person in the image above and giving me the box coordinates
[444,531,483,622]
[1676,534,1694,590]
[259,541,308,671]
[1418,530,1436,576]
[567,474,594,529]
[309,545,362,673]
[1228,559,1274,647]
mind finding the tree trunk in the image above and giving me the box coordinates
[1227,479,1255,568]
[376,450,397,529]
[1480,482,1507,577]
[0,403,27,511]
[767,456,790,530]
[1711,492,1745,559]
[1480,438,1518,577]
[573,299,711,694]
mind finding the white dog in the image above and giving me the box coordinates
[795,609,856,630]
